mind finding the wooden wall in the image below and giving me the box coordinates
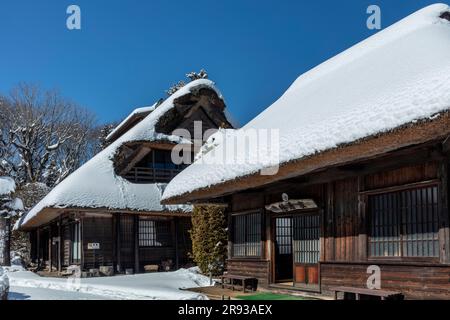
[227,259,271,288]
[226,145,450,299]
[320,262,450,300]
[82,216,114,269]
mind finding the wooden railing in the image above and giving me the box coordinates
[124,167,182,183]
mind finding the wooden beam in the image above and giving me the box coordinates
[266,144,444,193]
[164,114,450,205]
[118,146,151,175]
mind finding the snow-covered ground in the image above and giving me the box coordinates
[0,266,9,300]
[4,267,211,300]
[8,286,113,300]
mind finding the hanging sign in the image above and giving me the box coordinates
[266,194,318,213]
[87,243,100,250]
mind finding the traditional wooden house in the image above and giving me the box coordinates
[18,79,233,274]
[162,5,450,299]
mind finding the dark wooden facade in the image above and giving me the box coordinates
[224,142,450,299]
[30,212,192,274]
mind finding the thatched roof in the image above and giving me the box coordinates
[162,4,450,204]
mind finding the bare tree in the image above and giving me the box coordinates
[0,83,97,187]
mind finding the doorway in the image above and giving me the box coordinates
[274,217,293,283]
[273,212,320,290]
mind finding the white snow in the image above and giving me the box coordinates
[106,104,158,141]
[162,4,450,201]
[0,177,15,197]
[8,286,113,300]
[20,79,222,229]
[0,266,9,299]
[5,267,211,300]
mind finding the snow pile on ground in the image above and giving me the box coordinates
[0,267,9,299]
[0,177,15,197]
[20,79,222,229]
[162,4,450,201]
[6,267,211,300]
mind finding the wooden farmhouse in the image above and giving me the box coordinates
[162,5,450,299]
[17,79,233,275]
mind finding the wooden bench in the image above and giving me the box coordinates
[221,274,257,293]
[330,286,403,300]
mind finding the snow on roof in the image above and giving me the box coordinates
[162,4,450,202]
[106,104,158,141]
[20,79,222,229]
[0,176,16,197]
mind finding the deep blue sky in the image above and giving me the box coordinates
[0,0,442,126]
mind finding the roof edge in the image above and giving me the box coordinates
[162,111,450,205]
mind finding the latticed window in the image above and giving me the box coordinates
[368,185,440,258]
[232,212,262,257]
[293,214,320,264]
[139,219,172,247]
[71,222,81,263]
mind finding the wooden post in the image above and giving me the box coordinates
[48,226,53,272]
[58,217,62,272]
[357,176,368,261]
[170,218,178,270]
[174,217,179,269]
[117,213,122,273]
[227,209,233,260]
[438,161,450,264]
[36,228,40,268]
[80,216,84,271]
[134,215,140,273]
[326,182,335,261]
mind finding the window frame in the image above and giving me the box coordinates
[231,210,263,259]
[71,221,82,264]
[363,180,441,263]
[138,218,172,248]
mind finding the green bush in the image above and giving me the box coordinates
[190,205,227,276]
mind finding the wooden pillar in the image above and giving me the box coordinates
[174,217,179,269]
[36,228,40,267]
[80,216,84,271]
[326,182,335,261]
[227,210,233,260]
[58,217,62,272]
[134,215,139,273]
[116,213,122,273]
[438,161,450,264]
[48,226,53,272]
[357,176,368,261]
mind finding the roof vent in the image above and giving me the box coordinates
[440,11,450,21]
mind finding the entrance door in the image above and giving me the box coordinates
[274,217,293,282]
[292,214,320,288]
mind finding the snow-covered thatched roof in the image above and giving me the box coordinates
[162,4,450,203]
[106,104,158,143]
[20,79,224,229]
